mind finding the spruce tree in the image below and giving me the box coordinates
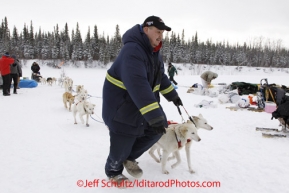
[91,25,99,60]
[74,23,83,60]
[111,24,122,61]
[83,26,92,64]
[11,26,19,55]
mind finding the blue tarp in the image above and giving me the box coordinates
[172,83,178,89]
[19,79,38,88]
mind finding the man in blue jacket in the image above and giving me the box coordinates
[102,16,183,186]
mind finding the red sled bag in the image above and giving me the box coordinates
[167,120,178,125]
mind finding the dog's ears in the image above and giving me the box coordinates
[176,125,188,136]
[180,127,188,137]
[191,116,199,121]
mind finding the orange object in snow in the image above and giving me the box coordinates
[167,120,178,125]
[248,95,257,105]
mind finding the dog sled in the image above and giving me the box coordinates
[31,72,42,82]
[256,127,288,138]
[229,81,258,95]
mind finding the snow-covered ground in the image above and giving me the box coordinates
[1,62,289,193]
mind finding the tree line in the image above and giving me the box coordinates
[0,17,288,67]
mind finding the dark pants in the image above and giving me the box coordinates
[105,128,162,177]
[2,74,11,95]
[10,74,19,92]
[169,76,178,85]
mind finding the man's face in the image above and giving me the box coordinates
[144,26,164,48]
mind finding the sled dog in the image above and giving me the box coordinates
[75,89,88,101]
[52,77,57,85]
[75,85,84,94]
[47,77,53,86]
[73,100,95,127]
[63,92,75,111]
[149,114,213,174]
[64,77,73,92]
[39,77,46,85]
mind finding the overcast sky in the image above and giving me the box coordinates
[3,0,289,48]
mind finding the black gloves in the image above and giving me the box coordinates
[12,63,17,67]
[151,122,166,134]
[173,96,183,107]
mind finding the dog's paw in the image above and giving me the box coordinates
[171,164,177,169]
[74,122,77,124]
[86,123,89,127]
[162,170,169,174]
[189,169,195,174]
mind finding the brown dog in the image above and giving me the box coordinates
[63,92,75,111]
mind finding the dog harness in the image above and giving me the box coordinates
[174,132,191,149]
[75,100,87,113]
[168,120,191,149]
[75,100,82,106]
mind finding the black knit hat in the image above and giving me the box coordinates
[4,52,10,57]
[143,16,171,31]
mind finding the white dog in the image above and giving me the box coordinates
[52,77,57,85]
[75,89,88,102]
[75,85,84,94]
[39,77,46,85]
[73,101,95,127]
[149,114,213,174]
[63,77,73,92]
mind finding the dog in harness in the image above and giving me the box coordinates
[148,114,213,174]
[73,100,96,127]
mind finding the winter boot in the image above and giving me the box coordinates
[123,160,143,178]
[109,174,129,189]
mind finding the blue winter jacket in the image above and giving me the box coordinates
[102,24,179,136]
